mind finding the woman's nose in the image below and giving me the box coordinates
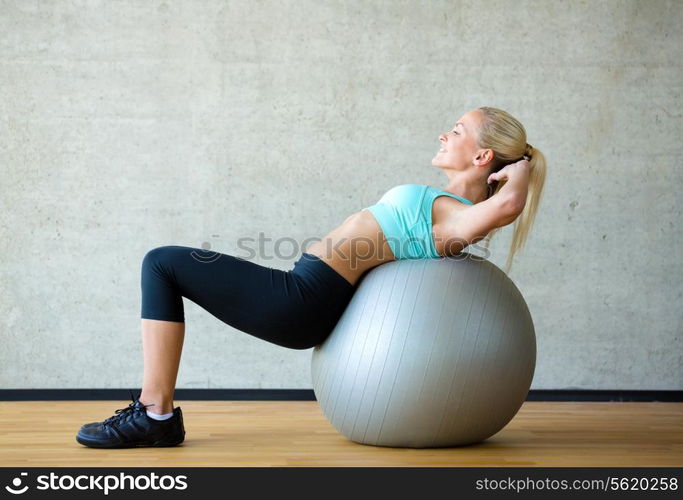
[439,133,447,142]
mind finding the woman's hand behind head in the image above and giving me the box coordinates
[487,159,530,185]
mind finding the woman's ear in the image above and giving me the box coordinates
[473,148,494,167]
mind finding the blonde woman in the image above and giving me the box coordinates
[76,106,546,448]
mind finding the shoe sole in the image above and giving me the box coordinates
[76,434,184,449]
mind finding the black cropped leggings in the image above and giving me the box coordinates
[140,246,356,350]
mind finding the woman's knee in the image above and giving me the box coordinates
[141,246,181,273]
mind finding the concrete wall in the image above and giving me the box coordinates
[1,0,681,391]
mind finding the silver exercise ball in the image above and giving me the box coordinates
[311,255,536,448]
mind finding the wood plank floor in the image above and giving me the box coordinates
[0,401,681,467]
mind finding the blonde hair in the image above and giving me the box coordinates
[476,106,547,274]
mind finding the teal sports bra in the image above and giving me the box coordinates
[363,184,475,259]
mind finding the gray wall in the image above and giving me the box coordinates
[1,0,681,391]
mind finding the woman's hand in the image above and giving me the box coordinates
[487,159,530,185]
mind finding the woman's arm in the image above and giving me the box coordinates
[488,159,531,213]
[442,190,519,249]
[441,160,531,250]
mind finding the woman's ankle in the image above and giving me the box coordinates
[138,394,174,414]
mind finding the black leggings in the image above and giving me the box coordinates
[140,246,356,350]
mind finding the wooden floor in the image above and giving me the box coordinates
[0,401,681,467]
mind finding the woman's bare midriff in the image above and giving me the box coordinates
[304,210,394,287]
[304,195,472,287]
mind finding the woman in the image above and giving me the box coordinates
[76,106,546,448]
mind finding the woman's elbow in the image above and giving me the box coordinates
[497,195,525,226]
[502,193,526,218]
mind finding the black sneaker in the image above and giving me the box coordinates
[76,390,185,448]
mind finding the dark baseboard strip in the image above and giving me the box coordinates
[525,390,681,402]
[0,389,680,402]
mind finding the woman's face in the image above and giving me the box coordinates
[431,109,484,170]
